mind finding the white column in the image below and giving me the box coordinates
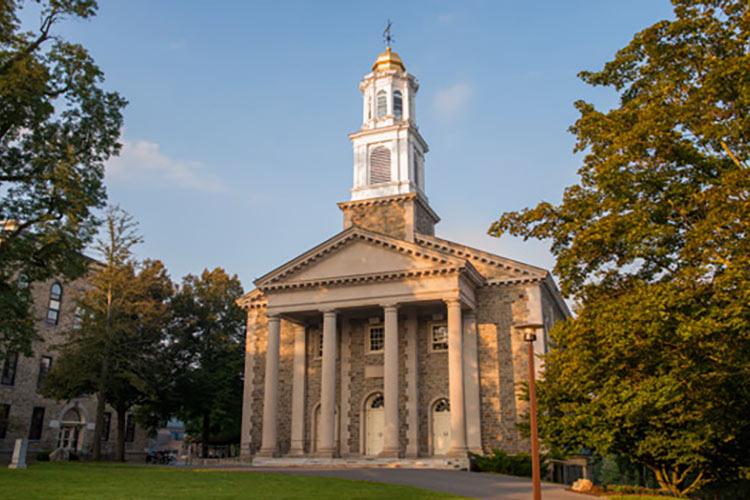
[288,324,307,456]
[318,310,338,457]
[381,304,400,457]
[446,299,468,456]
[259,314,280,456]
[463,311,482,453]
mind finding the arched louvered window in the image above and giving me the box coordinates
[393,90,403,119]
[376,90,387,118]
[369,147,391,184]
[47,282,63,325]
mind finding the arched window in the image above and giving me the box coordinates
[434,398,450,412]
[370,394,384,409]
[376,90,387,118]
[369,147,391,184]
[47,282,62,325]
[393,90,403,119]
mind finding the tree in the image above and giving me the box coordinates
[45,207,173,461]
[0,0,126,357]
[168,269,245,458]
[489,0,749,495]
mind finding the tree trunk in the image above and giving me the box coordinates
[201,412,210,459]
[92,354,110,461]
[116,406,127,462]
[92,390,106,460]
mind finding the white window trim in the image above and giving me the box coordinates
[366,324,385,355]
[428,321,449,353]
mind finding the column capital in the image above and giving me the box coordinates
[381,303,400,312]
[322,309,338,318]
[267,313,281,322]
[444,298,461,307]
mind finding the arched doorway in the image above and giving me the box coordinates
[312,404,339,453]
[57,407,84,451]
[364,393,384,456]
[432,398,451,456]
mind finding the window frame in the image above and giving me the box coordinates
[376,90,387,118]
[1,351,19,386]
[28,406,45,441]
[366,324,385,354]
[46,282,63,326]
[393,90,403,119]
[0,404,9,439]
[37,355,52,390]
[428,321,449,353]
[125,414,136,443]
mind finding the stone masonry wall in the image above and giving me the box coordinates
[341,200,408,240]
[0,276,149,462]
[475,284,534,454]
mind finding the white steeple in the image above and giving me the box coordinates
[348,46,429,201]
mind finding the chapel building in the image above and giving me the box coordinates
[238,47,570,461]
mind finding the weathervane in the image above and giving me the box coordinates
[383,19,394,48]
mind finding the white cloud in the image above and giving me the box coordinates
[433,82,473,120]
[107,137,225,192]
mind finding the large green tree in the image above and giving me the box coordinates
[489,0,749,495]
[168,269,245,459]
[45,207,173,461]
[0,0,126,357]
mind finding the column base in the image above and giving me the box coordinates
[315,449,339,458]
[256,448,279,458]
[447,447,469,458]
[379,449,401,458]
[287,449,305,457]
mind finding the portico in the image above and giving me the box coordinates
[251,227,483,459]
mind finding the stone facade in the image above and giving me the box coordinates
[236,47,570,462]
[0,275,149,462]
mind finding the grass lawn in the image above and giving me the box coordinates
[0,462,465,499]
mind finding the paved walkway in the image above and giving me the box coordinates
[249,467,584,499]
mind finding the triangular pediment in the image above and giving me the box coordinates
[255,227,469,289]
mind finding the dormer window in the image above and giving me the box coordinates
[393,90,403,119]
[376,90,387,118]
[369,146,391,184]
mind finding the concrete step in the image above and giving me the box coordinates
[250,456,469,470]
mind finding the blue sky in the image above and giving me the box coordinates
[28,1,674,290]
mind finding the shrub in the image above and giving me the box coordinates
[35,450,51,462]
[471,449,544,477]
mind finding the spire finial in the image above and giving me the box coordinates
[383,19,394,49]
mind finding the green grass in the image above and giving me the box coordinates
[607,496,674,500]
[0,462,464,499]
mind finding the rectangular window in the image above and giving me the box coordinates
[311,330,323,360]
[37,356,52,390]
[101,412,111,441]
[1,351,18,386]
[0,404,10,439]
[125,414,135,443]
[367,326,385,353]
[29,407,45,440]
[430,323,449,352]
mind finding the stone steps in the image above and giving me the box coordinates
[250,456,469,470]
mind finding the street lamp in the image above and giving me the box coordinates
[515,322,544,500]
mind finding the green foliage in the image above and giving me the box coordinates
[0,0,126,356]
[489,0,750,496]
[166,268,245,457]
[471,449,542,477]
[44,207,173,461]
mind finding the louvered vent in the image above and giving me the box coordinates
[369,147,391,184]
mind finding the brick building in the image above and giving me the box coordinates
[0,271,150,462]
[238,47,570,461]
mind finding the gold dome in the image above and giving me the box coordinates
[372,47,405,72]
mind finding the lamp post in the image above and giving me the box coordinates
[515,322,543,500]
